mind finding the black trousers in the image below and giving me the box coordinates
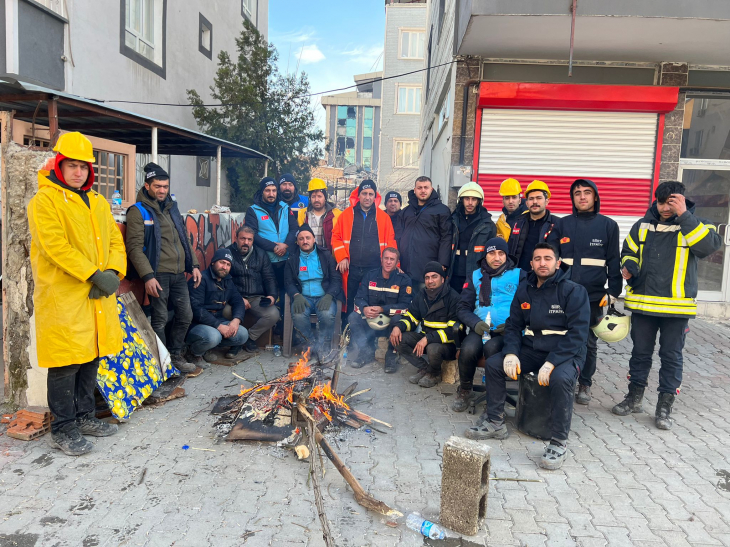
[347,311,397,359]
[272,261,286,330]
[628,312,688,394]
[486,346,579,442]
[579,301,605,387]
[397,331,457,374]
[346,265,372,314]
[458,331,504,390]
[149,272,193,355]
[47,360,99,432]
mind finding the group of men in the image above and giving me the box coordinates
[30,132,721,468]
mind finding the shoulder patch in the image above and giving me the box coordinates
[473,246,485,252]
[560,237,570,244]
[406,286,412,294]
[391,285,399,290]
[521,302,531,310]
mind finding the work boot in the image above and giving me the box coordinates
[78,416,118,437]
[244,338,259,353]
[451,386,472,412]
[349,356,366,369]
[418,372,441,388]
[409,369,427,385]
[611,382,645,416]
[575,384,591,405]
[48,425,93,456]
[171,352,197,374]
[655,392,676,430]
[540,441,568,470]
[185,351,210,369]
[384,351,399,374]
[465,415,509,440]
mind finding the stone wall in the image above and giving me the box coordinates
[658,62,689,183]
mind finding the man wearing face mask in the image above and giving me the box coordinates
[278,173,309,214]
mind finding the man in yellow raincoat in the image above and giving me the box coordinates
[28,132,127,456]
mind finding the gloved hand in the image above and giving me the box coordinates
[610,295,617,306]
[503,354,521,380]
[89,285,105,299]
[474,321,490,336]
[317,294,334,312]
[292,294,307,315]
[538,362,555,386]
[89,270,120,297]
[599,294,618,307]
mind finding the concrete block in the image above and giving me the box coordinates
[375,337,389,363]
[440,435,491,535]
[441,359,458,384]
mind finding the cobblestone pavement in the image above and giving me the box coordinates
[2,317,730,547]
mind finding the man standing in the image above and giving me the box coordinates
[449,182,496,293]
[331,180,396,313]
[297,178,341,252]
[384,191,403,243]
[279,173,309,214]
[285,225,342,362]
[548,179,622,405]
[468,244,590,470]
[227,226,281,355]
[28,132,126,455]
[453,238,525,412]
[126,162,201,374]
[245,177,299,329]
[186,249,249,365]
[400,176,452,287]
[389,262,460,388]
[348,247,412,372]
[495,178,527,240]
[508,180,558,272]
[614,181,721,429]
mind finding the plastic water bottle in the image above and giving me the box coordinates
[265,345,282,357]
[111,190,122,214]
[482,312,492,344]
[171,193,177,202]
[406,513,445,540]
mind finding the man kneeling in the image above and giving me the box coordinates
[466,244,589,470]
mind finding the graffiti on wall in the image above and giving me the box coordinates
[183,213,246,269]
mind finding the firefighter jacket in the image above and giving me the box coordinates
[297,204,342,252]
[331,189,396,299]
[284,245,343,300]
[507,209,558,267]
[28,165,127,368]
[547,179,622,303]
[353,268,413,316]
[458,263,525,332]
[621,200,721,317]
[395,283,460,345]
[496,201,527,240]
[503,268,590,366]
[449,203,497,282]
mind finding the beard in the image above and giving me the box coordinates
[280,189,294,200]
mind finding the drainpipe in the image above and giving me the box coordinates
[264,159,269,177]
[568,0,577,77]
[458,78,479,166]
[215,145,222,206]
[151,127,158,163]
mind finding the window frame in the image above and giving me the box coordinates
[395,84,423,115]
[393,139,419,169]
[199,13,213,60]
[241,0,257,25]
[398,28,426,60]
[120,0,167,79]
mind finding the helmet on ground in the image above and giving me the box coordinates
[457,181,484,201]
[592,306,630,343]
[524,180,551,200]
[366,314,391,331]
[53,132,95,163]
[499,178,522,197]
[307,178,328,193]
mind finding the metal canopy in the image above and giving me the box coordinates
[0,79,271,161]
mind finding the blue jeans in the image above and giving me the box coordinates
[291,295,337,353]
[185,321,249,357]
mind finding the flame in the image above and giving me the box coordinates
[308,382,350,410]
[287,348,312,381]
[286,386,294,404]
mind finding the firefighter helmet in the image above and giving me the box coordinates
[592,306,630,343]
[366,314,391,331]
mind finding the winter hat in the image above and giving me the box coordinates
[385,191,402,204]
[296,224,315,238]
[212,248,233,265]
[144,162,169,181]
[423,261,445,279]
[358,179,377,195]
[279,173,298,189]
[259,177,278,191]
[484,237,509,256]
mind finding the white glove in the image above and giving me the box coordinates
[609,295,617,306]
[538,362,555,386]
[503,354,521,380]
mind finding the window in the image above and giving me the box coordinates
[336,106,357,167]
[34,0,64,16]
[196,157,212,187]
[399,29,425,59]
[362,107,374,170]
[93,150,127,201]
[199,13,212,59]
[397,86,422,114]
[242,0,257,24]
[394,140,418,169]
[438,90,450,133]
[121,0,166,78]
[426,30,432,97]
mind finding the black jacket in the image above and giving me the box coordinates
[400,190,453,281]
[227,243,277,298]
[188,267,245,328]
[284,245,343,299]
[395,283,460,345]
[244,189,299,252]
[504,201,527,228]
[353,268,413,316]
[349,204,382,269]
[507,209,558,267]
[503,268,590,366]
[389,210,404,245]
[547,179,622,303]
[449,203,497,280]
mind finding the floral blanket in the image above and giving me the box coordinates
[97,300,178,420]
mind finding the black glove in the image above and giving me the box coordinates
[474,321,490,336]
[292,294,307,315]
[89,285,105,299]
[89,270,120,297]
[317,294,334,312]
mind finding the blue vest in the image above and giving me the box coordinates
[250,202,291,263]
[472,267,521,329]
[299,249,325,298]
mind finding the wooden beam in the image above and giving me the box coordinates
[1,110,13,397]
[47,98,59,148]
[0,93,50,103]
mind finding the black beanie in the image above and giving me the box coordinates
[424,261,445,279]
[296,223,315,238]
[259,177,277,191]
[385,191,402,204]
[358,179,377,195]
[279,173,298,190]
[212,248,233,264]
[484,237,509,255]
[144,162,169,181]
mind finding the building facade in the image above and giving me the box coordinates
[419,1,730,315]
[321,72,382,177]
[2,0,268,213]
[378,0,427,194]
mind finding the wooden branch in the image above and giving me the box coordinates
[349,409,392,429]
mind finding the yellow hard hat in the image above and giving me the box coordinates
[457,181,484,201]
[499,178,522,197]
[52,132,95,163]
[307,178,328,193]
[524,180,551,199]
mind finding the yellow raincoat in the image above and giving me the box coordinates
[28,169,127,368]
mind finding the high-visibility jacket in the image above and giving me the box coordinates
[331,189,396,298]
[395,283,460,345]
[621,201,721,317]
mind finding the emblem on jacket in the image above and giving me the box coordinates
[512,226,520,235]
[549,304,564,314]
[561,237,570,244]
[369,282,377,287]
[406,286,412,294]
[474,246,485,252]
[521,302,530,309]
[590,239,604,247]
[300,266,307,271]
[261,215,269,221]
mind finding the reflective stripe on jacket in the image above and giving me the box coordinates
[395,283,460,345]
